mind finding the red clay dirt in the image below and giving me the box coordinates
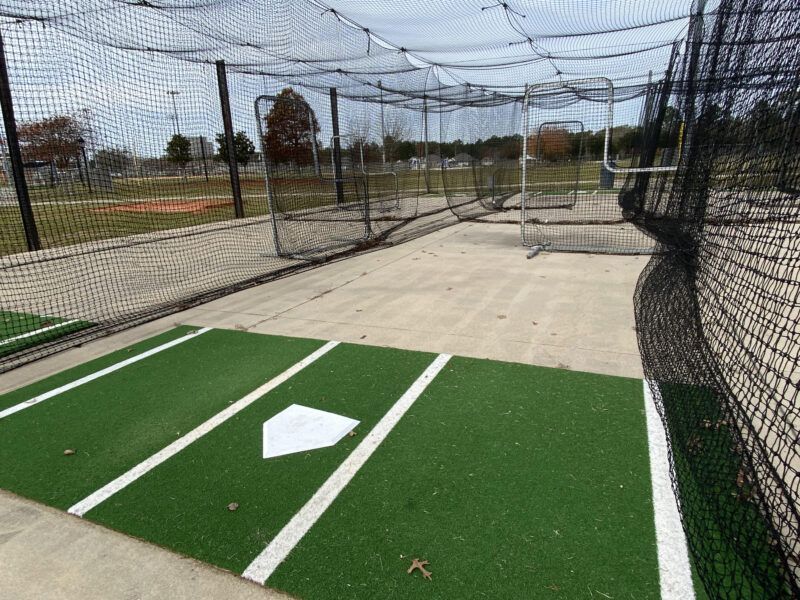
[94,198,234,214]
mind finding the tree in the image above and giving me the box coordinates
[215,131,255,165]
[263,88,319,166]
[18,115,87,168]
[528,127,570,161]
[165,134,191,167]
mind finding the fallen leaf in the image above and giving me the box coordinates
[227,502,239,511]
[407,558,432,580]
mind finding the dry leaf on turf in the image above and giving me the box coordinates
[407,558,432,580]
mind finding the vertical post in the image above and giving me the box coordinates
[378,81,386,167]
[0,30,39,251]
[216,60,244,219]
[330,87,344,206]
[199,135,209,182]
[423,95,430,193]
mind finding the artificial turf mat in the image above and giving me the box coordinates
[0,309,92,358]
[659,382,790,598]
[0,325,198,412]
[0,327,325,509]
[85,343,437,574]
[267,356,662,599]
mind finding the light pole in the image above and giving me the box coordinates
[167,90,181,136]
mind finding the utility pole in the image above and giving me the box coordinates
[379,80,386,167]
[167,90,181,136]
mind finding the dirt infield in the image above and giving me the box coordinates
[95,199,234,214]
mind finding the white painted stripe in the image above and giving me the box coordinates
[0,319,81,347]
[0,328,213,421]
[68,340,341,517]
[242,353,452,584]
[644,380,696,600]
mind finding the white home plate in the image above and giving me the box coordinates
[263,404,360,459]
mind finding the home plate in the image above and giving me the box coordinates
[263,404,360,459]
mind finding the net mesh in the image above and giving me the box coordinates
[0,1,799,597]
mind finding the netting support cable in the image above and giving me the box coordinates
[0,28,39,251]
[216,60,245,219]
[329,87,345,206]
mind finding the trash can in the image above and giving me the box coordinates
[599,161,616,189]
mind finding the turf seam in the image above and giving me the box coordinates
[242,352,452,585]
[0,327,212,421]
[67,340,340,517]
[644,379,696,599]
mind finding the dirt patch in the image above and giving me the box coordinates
[94,198,234,214]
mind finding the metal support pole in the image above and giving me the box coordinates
[0,30,39,251]
[199,135,209,182]
[216,61,244,219]
[81,145,92,193]
[423,95,430,193]
[378,81,386,167]
[330,87,344,206]
[168,90,181,136]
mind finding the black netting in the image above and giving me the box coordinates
[629,0,800,596]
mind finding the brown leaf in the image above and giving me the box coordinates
[407,558,432,580]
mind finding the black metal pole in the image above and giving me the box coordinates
[216,61,244,219]
[330,87,344,206]
[82,146,92,193]
[0,30,39,251]
[199,135,209,182]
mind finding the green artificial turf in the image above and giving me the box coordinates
[659,382,792,598]
[0,325,197,412]
[86,343,437,574]
[268,357,662,599]
[0,327,324,509]
[0,310,92,358]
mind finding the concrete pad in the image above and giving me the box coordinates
[196,222,646,378]
[0,490,293,600]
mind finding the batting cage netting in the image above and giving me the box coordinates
[0,0,798,596]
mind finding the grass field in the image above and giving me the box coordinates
[0,162,633,256]
[0,325,707,598]
[0,310,92,359]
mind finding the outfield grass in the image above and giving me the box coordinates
[0,161,627,256]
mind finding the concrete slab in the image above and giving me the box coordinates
[0,490,293,600]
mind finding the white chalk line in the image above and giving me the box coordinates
[644,379,696,599]
[68,340,341,517]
